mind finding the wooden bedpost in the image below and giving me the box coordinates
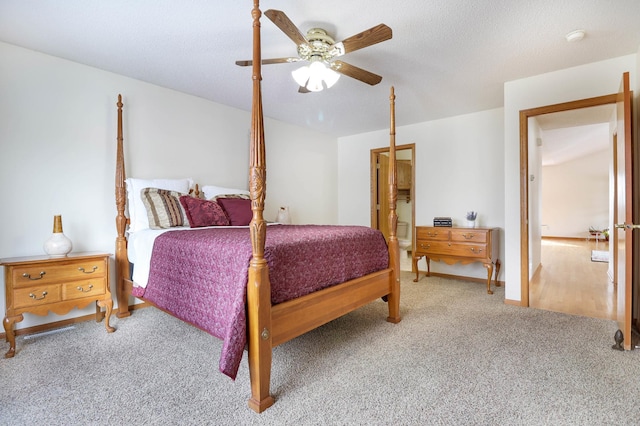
[386,87,401,324]
[115,94,132,318]
[246,0,275,413]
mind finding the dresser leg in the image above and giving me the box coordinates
[97,299,116,333]
[494,259,502,287]
[412,255,420,282]
[3,314,24,358]
[483,263,494,295]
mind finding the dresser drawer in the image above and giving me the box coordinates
[450,229,488,243]
[416,227,450,241]
[13,284,63,309]
[12,260,106,288]
[417,241,488,258]
[62,279,107,301]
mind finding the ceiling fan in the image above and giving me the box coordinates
[235,9,392,92]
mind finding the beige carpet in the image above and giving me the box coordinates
[2,272,640,425]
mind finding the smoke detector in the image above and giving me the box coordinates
[565,29,585,42]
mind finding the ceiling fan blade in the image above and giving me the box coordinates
[335,24,392,55]
[331,60,382,86]
[235,57,302,66]
[264,9,308,46]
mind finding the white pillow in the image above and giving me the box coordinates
[202,185,250,200]
[126,178,193,232]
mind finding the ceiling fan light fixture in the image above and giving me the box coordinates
[291,60,340,92]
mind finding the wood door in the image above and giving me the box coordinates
[378,153,390,242]
[614,71,634,350]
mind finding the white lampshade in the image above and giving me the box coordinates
[306,63,325,92]
[323,67,340,88]
[291,65,311,87]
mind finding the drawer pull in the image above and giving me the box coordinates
[470,248,484,253]
[78,266,98,274]
[22,271,46,280]
[29,291,48,300]
[76,284,94,293]
[420,243,431,249]
[426,232,438,237]
[462,233,475,240]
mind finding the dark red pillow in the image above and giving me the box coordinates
[217,197,252,226]
[179,196,230,227]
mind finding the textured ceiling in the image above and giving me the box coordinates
[537,105,614,166]
[1,0,639,137]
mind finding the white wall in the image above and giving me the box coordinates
[0,41,336,330]
[338,108,505,281]
[264,119,338,225]
[541,149,609,238]
[504,54,637,302]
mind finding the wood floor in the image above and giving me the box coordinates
[529,237,615,320]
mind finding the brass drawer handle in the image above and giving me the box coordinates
[76,284,94,293]
[462,233,475,239]
[78,266,98,274]
[29,291,48,300]
[470,247,484,253]
[420,243,431,249]
[22,271,46,280]
[426,232,438,237]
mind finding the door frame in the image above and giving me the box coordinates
[370,143,415,247]
[519,94,619,306]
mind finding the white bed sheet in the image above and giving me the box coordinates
[128,227,175,288]
[127,223,278,288]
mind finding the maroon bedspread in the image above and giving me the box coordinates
[135,224,389,379]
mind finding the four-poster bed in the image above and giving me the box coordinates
[114,1,400,413]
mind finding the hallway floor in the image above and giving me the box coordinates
[529,238,614,320]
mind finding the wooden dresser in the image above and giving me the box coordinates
[413,226,501,294]
[1,252,115,358]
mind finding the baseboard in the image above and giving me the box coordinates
[415,271,505,287]
[0,302,149,340]
[541,236,586,241]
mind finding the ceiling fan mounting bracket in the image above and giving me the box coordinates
[297,28,344,63]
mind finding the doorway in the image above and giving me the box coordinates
[520,94,619,312]
[370,144,415,271]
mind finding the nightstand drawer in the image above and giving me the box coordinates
[12,261,106,287]
[13,284,63,308]
[62,279,106,301]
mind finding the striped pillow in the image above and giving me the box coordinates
[141,188,188,229]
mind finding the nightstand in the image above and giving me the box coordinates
[1,252,115,358]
